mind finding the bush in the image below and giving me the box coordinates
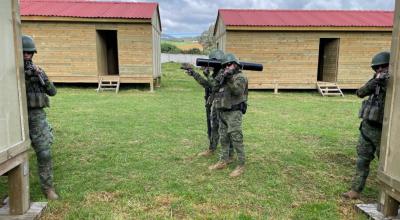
[161,42,182,54]
[182,48,202,54]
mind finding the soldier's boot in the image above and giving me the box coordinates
[341,190,360,200]
[198,149,215,157]
[45,188,59,200]
[208,161,228,170]
[229,165,245,177]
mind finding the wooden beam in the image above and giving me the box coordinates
[383,193,400,217]
[7,152,29,215]
[379,0,400,187]
[378,0,400,218]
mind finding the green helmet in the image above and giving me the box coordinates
[22,35,37,53]
[209,49,224,60]
[222,53,240,66]
[371,51,390,67]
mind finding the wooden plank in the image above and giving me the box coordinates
[356,203,400,220]
[8,154,29,215]
[0,202,47,219]
[0,152,27,176]
[378,1,400,215]
[383,194,399,217]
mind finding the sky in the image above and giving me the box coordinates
[104,0,395,37]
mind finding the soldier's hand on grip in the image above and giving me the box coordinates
[181,63,195,76]
[203,67,210,77]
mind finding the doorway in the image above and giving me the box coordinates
[96,30,119,76]
[317,38,340,82]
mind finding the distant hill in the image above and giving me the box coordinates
[161,33,178,40]
[161,34,199,42]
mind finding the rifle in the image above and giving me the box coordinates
[24,60,46,86]
[196,58,263,71]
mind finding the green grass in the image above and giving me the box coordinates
[4,62,379,219]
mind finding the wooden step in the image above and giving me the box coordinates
[316,81,344,97]
[323,93,343,96]
[97,76,120,93]
[321,88,340,92]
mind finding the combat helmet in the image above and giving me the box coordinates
[22,35,37,53]
[371,51,390,68]
[209,49,224,60]
[222,53,240,66]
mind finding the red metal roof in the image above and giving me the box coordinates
[20,0,158,19]
[218,9,393,27]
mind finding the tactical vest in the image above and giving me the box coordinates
[358,81,387,124]
[214,71,248,110]
[25,72,50,109]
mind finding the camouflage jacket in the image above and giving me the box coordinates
[357,73,388,124]
[190,69,222,106]
[213,68,248,110]
[25,61,57,109]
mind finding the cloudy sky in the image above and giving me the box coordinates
[113,0,395,37]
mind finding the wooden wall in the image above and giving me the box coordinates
[152,9,161,79]
[21,21,156,83]
[214,17,226,52]
[223,30,391,89]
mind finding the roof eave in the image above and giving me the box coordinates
[21,15,152,24]
[225,25,393,32]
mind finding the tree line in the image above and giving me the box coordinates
[162,24,215,55]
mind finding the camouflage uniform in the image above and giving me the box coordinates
[214,68,248,165]
[351,73,388,193]
[189,69,234,154]
[25,60,57,193]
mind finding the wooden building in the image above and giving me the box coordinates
[1,0,46,218]
[20,0,162,91]
[214,9,393,90]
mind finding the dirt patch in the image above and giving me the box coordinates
[84,191,121,203]
[41,202,72,220]
[316,152,355,167]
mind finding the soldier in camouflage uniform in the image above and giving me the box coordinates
[208,53,248,177]
[342,51,390,199]
[182,50,234,159]
[22,35,59,200]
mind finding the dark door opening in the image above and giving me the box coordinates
[96,30,119,76]
[317,38,340,82]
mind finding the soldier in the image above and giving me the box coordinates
[208,53,248,177]
[22,35,59,200]
[182,50,234,159]
[342,51,390,199]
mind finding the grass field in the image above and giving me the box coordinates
[5,62,378,219]
[162,40,203,51]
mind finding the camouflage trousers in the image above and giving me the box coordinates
[209,105,234,154]
[218,110,245,165]
[351,120,382,193]
[28,108,54,192]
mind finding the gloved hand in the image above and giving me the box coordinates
[180,63,195,76]
[375,71,390,86]
[203,67,210,77]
